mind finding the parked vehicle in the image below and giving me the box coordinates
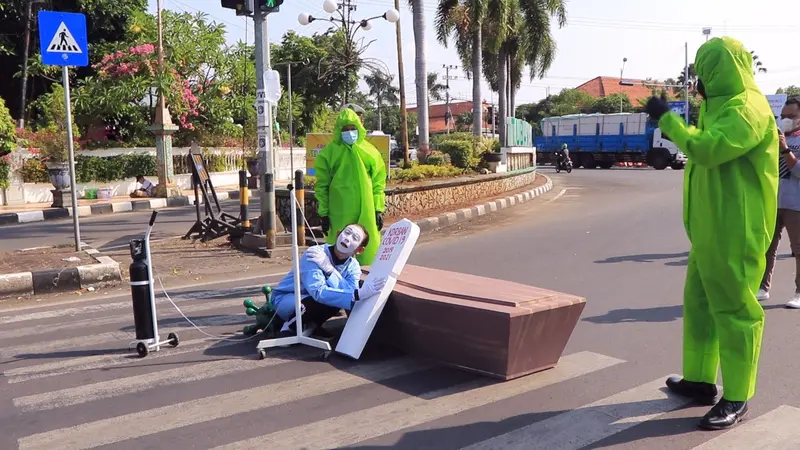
[534,112,686,170]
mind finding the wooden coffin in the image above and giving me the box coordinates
[372,265,586,380]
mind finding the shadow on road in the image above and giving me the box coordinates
[345,390,704,449]
[584,305,684,324]
[594,251,689,266]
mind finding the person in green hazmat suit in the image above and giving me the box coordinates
[314,108,387,265]
[644,37,779,430]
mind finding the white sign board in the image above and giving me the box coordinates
[335,219,420,359]
[767,94,788,118]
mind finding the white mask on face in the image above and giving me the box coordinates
[336,225,364,256]
[782,118,799,134]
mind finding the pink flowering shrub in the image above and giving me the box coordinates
[93,44,203,130]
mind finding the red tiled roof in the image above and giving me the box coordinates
[408,100,491,134]
[575,77,675,104]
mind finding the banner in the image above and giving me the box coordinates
[505,117,533,147]
[767,94,788,119]
[305,133,390,177]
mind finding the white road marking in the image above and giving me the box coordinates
[544,188,568,204]
[17,357,425,450]
[13,348,314,411]
[691,405,800,449]
[209,352,625,450]
[461,376,697,450]
[4,336,243,383]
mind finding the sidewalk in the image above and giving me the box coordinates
[0,185,241,226]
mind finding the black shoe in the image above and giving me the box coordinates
[699,399,748,430]
[665,376,718,406]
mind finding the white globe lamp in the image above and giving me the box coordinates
[384,8,400,23]
[323,0,338,14]
[298,13,311,25]
[362,21,373,31]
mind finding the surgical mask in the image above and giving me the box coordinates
[336,225,364,256]
[781,118,799,134]
[342,130,359,145]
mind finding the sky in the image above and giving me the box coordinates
[148,0,800,108]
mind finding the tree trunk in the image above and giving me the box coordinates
[411,0,430,155]
[472,28,483,137]
[506,55,512,117]
[497,48,507,147]
[377,95,383,131]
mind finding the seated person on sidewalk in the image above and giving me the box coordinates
[130,175,154,198]
[270,224,387,339]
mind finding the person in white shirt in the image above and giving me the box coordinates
[131,175,154,198]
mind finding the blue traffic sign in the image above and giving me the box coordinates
[668,101,686,116]
[37,11,89,67]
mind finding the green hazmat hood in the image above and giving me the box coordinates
[332,108,367,145]
[695,37,757,98]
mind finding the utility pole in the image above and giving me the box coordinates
[254,8,276,247]
[443,64,457,134]
[392,0,409,166]
[684,42,690,124]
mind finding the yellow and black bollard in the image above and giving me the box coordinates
[264,173,275,249]
[294,170,305,247]
[238,170,250,230]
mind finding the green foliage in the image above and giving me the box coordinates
[20,158,49,183]
[777,86,800,97]
[390,164,463,182]
[0,96,14,188]
[303,175,317,189]
[423,151,451,166]
[438,140,476,169]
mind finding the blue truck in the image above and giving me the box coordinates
[534,112,686,170]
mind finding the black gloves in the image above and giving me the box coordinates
[376,212,384,231]
[320,216,330,235]
[644,94,670,121]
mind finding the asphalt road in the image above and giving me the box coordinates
[0,198,262,252]
[2,167,799,450]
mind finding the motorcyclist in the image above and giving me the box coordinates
[556,144,571,168]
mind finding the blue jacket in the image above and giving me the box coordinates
[271,245,362,320]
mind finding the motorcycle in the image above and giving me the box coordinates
[555,155,573,173]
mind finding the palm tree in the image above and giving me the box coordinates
[481,0,566,146]
[409,0,430,155]
[436,0,488,137]
[428,72,447,103]
[364,71,399,131]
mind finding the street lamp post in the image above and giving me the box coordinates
[298,0,399,103]
[703,27,712,42]
[619,57,628,113]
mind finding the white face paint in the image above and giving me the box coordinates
[336,225,365,255]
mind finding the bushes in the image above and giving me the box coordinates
[20,152,241,184]
[438,140,476,169]
[391,164,463,182]
[0,155,9,189]
[423,151,451,166]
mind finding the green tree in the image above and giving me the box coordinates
[436,0,487,136]
[1,0,147,122]
[71,10,230,146]
[777,86,800,96]
[590,93,634,114]
[364,71,399,132]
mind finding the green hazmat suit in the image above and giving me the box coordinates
[658,37,779,402]
[314,109,387,265]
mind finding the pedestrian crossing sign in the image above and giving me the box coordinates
[37,10,89,67]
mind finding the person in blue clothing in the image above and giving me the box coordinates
[270,223,387,339]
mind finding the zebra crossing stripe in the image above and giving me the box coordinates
[691,405,800,449]
[207,351,625,450]
[0,299,243,342]
[17,357,425,450]
[0,315,250,359]
[461,376,700,450]
[13,348,316,412]
[4,336,241,383]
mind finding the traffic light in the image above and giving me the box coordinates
[221,0,254,16]
[258,0,283,13]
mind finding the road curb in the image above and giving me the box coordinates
[0,244,122,298]
[0,191,248,228]
[414,174,553,233]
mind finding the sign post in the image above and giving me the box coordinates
[38,11,89,252]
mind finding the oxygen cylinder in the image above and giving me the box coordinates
[130,258,155,341]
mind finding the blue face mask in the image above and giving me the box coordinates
[342,129,359,145]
